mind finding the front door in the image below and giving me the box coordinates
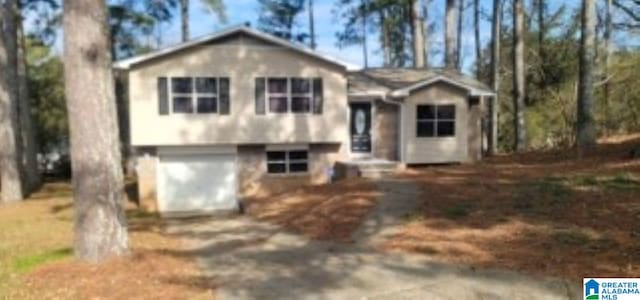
[350,102,372,153]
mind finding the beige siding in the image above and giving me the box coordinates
[403,83,470,164]
[373,100,399,161]
[128,33,349,147]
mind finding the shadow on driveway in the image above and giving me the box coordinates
[164,186,581,300]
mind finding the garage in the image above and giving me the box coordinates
[157,152,238,214]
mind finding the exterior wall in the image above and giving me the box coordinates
[402,82,470,164]
[237,145,268,196]
[128,33,349,147]
[137,143,342,212]
[467,97,483,162]
[237,143,342,197]
[135,150,158,212]
[372,100,399,161]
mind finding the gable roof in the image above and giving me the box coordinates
[348,68,495,97]
[113,25,361,71]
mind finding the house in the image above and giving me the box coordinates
[114,25,496,215]
[584,279,599,297]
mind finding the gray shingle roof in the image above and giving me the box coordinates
[348,68,494,97]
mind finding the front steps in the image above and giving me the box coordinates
[334,159,402,179]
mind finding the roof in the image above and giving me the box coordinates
[348,68,495,97]
[113,25,361,71]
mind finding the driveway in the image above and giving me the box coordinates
[167,178,581,299]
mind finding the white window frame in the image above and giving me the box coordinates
[266,149,309,174]
[416,104,456,138]
[169,77,220,114]
[266,77,313,114]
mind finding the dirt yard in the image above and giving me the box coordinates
[383,135,640,280]
[0,182,215,299]
[243,178,380,242]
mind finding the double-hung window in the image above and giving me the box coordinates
[416,104,456,137]
[290,78,312,113]
[267,78,289,113]
[262,77,317,114]
[266,150,309,174]
[165,77,229,114]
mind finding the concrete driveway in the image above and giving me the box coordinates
[167,178,581,299]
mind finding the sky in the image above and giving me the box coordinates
[31,0,623,74]
[165,0,584,73]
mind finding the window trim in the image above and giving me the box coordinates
[266,149,309,175]
[168,77,222,115]
[416,104,456,138]
[265,77,314,114]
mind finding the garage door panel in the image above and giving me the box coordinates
[158,154,237,213]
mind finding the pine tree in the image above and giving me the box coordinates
[0,0,24,203]
[63,0,128,262]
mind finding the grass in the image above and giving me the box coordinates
[385,135,640,279]
[570,172,640,190]
[13,248,72,274]
[551,230,592,246]
[513,177,573,213]
[0,181,215,299]
[440,203,471,219]
[0,184,73,296]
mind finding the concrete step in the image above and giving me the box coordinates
[334,159,402,180]
[359,169,397,179]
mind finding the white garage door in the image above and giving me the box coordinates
[157,153,237,213]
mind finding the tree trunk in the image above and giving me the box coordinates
[456,0,464,70]
[17,15,41,193]
[380,11,391,67]
[537,0,545,56]
[577,0,597,148]
[0,0,24,203]
[423,1,430,67]
[444,0,457,69]
[474,0,481,77]
[362,0,368,68]
[489,0,502,155]
[181,0,189,42]
[63,0,128,262]
[309,0,316,49]
[513,0,527,151]
[603,0,612,136]
[411,0,425,68]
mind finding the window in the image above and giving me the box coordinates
[263,77,316,114]
[416,104,456,137]
[267,78,289,113]
[291,78,312,113]
[168,77,229,114]
[171,78,193,113]
[266,150,309,174]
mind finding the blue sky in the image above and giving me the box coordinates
[33,0,607,73]
[169,0,584,72]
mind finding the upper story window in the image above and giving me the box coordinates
[256,77,323,115]
[267,78,289,113]
[157,77,230,115]
[416,104,456,138]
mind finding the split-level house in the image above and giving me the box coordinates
[114,25,496,215]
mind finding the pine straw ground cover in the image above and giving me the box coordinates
[243,178,380,242]
[0,182,215,299]
[383,135,640,280]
